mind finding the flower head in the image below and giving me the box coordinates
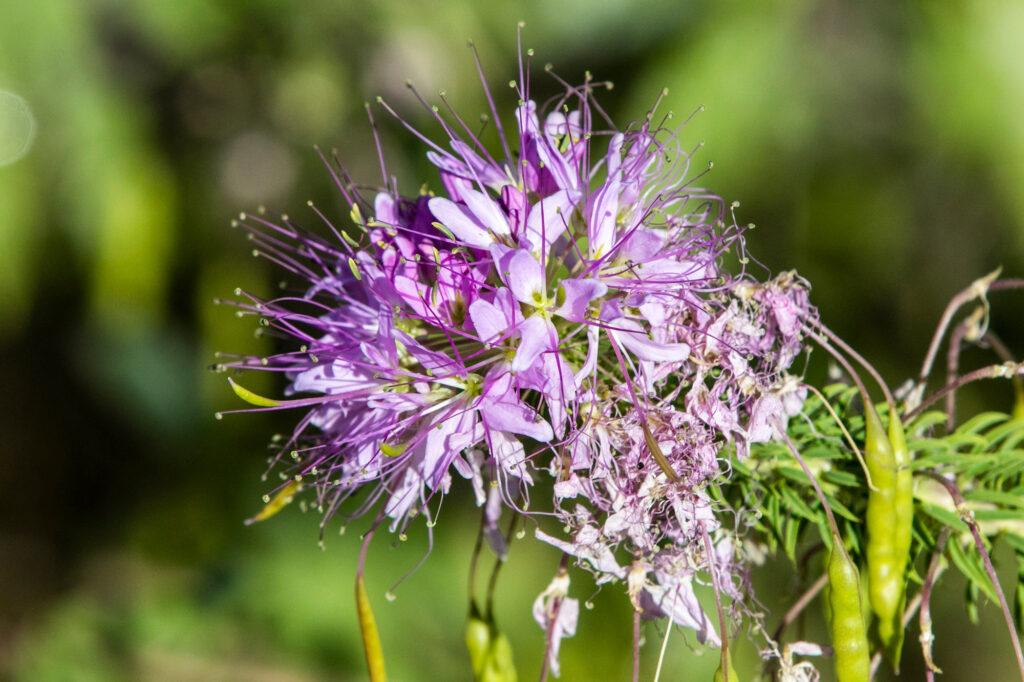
[220,37,815,668]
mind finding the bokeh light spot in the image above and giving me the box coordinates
[0,90,36,166]
[219,131,297,204]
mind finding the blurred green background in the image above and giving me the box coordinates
[3,0,1024,679]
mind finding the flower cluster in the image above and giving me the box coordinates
[221,52,815,668]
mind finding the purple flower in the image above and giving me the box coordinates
[221,38,816,668]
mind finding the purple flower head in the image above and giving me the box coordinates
[220,34,816,669]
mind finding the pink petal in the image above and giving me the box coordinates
[489,429,531,482]
[641,575,719,646]
[504,249,545,305]
[501,185,528,234]
[589,180,620,258]
[483,484,508,558]
[609,317,690,362]
[573,325,601,386]
[423,408,480,489]
[512,314,556,372]
[525,189,576,249]
[482,396,554,442]
[469,297,509,345]
[620,227,664,262]
[605,133,624,176]
[427,197,493,248]
[450,140,506,186]
[555,278,607,322]
[384,468,423,522]
[532,586,578,679]
[374,192,399,226]
[461,187,510,237]
[393,275,429,317]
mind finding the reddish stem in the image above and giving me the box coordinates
[701,523,730,680]
[925,472,1024,682]
[906,362,1024,421]
[812,320,895,412]
[632,608,641,682]
[921,528,951,681]
[918,275,1024,391]
[538,554,570,682]
[771,573,829,645]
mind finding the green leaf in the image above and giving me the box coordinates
[918,502,968,533]
[956,412,1010,436]
[784,516,801,563]
[907,410,949,434]
[779,485,817,522]
[821,469,861,488]
[964,489,1024,509]
[948,538,998,603]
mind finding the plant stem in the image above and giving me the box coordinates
[701,523,730,680]
[776,421,842,542]
[538,554,569,682]
[921,528,951,681]
[868,592,921,679]
[652,619,674,682]
[771,573,828,645]
[632,608,641,682]
[812,320,895,412]
[802,383,877,490]
[917,274,1024,399]
[905,362,1024,421]
[925,472,1024,682]
[945,310,983,430]
[485,512,519,619]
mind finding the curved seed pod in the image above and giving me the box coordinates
[484,632,517,682]
[466,608,518,682]
[713,650,740,682]
[863,403,901,647]
[466,613,492,677]
[828,545,871,682]
[777,423,869,682]
[356,573,387,682]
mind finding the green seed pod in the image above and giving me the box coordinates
[1013,381,1024,421]
[713,651,740,682]
[863,403,902,647]
[466,614,492,677]
[355,574,387,682]
[828,546,871,682]
[484,632,517,682]
[881,411,913,665]
[465,611,518,682]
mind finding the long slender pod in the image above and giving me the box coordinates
[880,409,913,668]
[778,424,870,682]
[862,403,901,651]
[828,546,871,681]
